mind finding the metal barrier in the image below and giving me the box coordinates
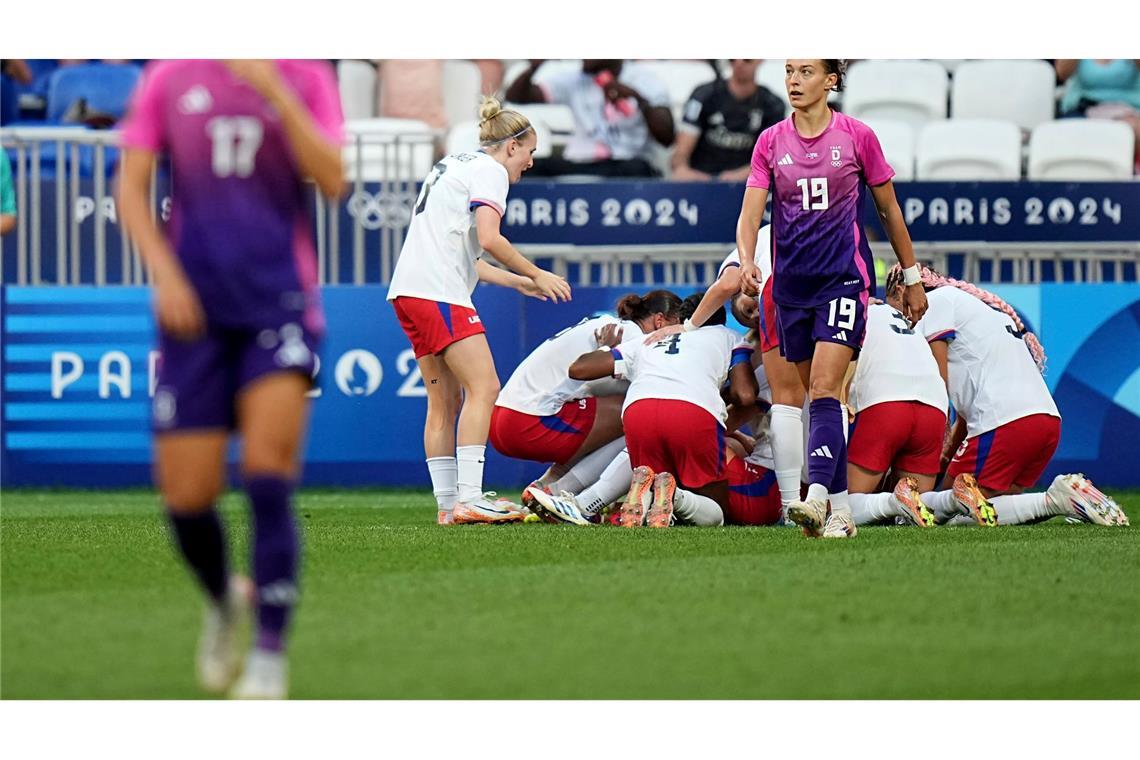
[4,127,1139,287]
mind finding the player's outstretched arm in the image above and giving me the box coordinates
[568,350,615,381]
[728,360,759,410]
[475,206,571,302]
[475,260,547,300]
[735,186,768,296]
[869,180,927,325]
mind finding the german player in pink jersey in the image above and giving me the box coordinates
[116,59,345,699]
[736,59,928,539]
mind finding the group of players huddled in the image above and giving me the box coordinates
[119,58,1127,700]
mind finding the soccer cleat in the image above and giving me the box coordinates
[822,511,858,538]
[646,472,677,528]
[197,575,252,694]
[452,496,527,524]
[619,466,655,527]
[952,474,998,527]
[787,498,828,537]
[891,476,935,528]
[530,490,592,526]
[1046,474,1129,526]
[229,648,288,700]
[521,481,558,521]
[437,510,455,525]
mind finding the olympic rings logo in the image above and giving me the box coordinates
[346,191,416,231]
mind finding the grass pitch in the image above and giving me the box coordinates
[2,489,1138,699]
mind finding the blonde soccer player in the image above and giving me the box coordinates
[387,97,571,526]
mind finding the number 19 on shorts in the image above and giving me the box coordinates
[827,297,856,330]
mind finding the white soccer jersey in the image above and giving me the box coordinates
[613,325,753,427]
[745,361,775,469]
[387,151,509,308]
[496,316,644,416]
[717,225,773,284]
[917,287,1059,438]
[849,303,949,415]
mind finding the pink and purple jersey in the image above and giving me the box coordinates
[119,60,344,335]
[747,110,894,308]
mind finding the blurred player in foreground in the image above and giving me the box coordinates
[387,96,571,526]
[117,59,345,698]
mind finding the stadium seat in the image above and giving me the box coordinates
[1027,120,1136,180]
[343,118,436,182]
[915,119,1023,180]
[951,59,1055,131]
[446,118,553,159]
[929,59,966,74]
[634,60,718,119]
[337,60,377,120]
[442,60,483,129]
[859,119,916,181]
[843,60,948,129]
[504,59,583,92]
[45,63,141,124]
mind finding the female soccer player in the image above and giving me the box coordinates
[387,96,572,526]
[117,59,345,699]
[541,294,758,528]
[736,59,929,539]
[883,265,1128,527]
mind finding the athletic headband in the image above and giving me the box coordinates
[479,123,534,146]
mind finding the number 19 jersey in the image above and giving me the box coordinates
[747,111,894,308]
[388,151,510,309]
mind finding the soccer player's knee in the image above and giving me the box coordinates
[241,441,296,478]
[161,474,224,511]
[808,378,841,401]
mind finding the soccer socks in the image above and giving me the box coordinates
[672,488,725,526]
[770,404,804,508]
[426,456,458,515]
[552,437,627,496]
[849,492,896,525]
[992,493,1060,525]
[807,398,849,515]
[167,508,229,604]
[922,490,961,523]
[456,445,487,503]
[575,448,633,517]
[246,476,300,654]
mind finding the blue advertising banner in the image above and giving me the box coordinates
[2,284,1139,488]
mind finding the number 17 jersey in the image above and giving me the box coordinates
[747,110,894,308]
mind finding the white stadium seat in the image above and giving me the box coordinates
[916,119,1023,180]
[951,59,1056,131]
[1028,120,1136,180]
[843,60,949,129]
[860,119,916,181]
[337,60,377,121]
[504,59,584,92]
[446,118,553,159]
[634,60,718,118]
[441,60,483,130]
[343,118,436,181]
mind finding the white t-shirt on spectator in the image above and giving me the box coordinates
[540,63,671,163]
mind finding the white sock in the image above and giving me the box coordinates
[672,488,724,526]
[922,490,960,523]
[770,404,804,508]
[850,492,895,525]
[992,493,1060,525]
[456,445,486,503]
[426,456,457,513]
[806,483,828,504]
[576,449,632,516]
[552,438,627,496]
[829,489,852,519]
[537,464,568,488]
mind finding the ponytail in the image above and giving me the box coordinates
[478,96,533,147]
[616,289,684,322]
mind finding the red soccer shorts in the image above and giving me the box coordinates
[489,398,598,464]
[391,296,485,358]
[946,413,1062,492]
[725,456,782,526]
[849,400,947,475]
[623,398,725,490]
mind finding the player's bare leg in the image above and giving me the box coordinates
[418,353,463,523]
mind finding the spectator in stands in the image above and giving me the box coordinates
[1,152,15,237]
[379,60,448,130]
[672,59,785,181]
[506,59,675,177]
[1056,59,1140,172]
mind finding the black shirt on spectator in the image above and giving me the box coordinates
[681,80,786,175]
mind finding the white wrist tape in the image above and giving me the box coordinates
[902,265,921,286]
[682,318,697,332]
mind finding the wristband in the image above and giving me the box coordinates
[902,264,921,287]
[682,318,697,332]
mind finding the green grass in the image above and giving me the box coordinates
[2,488,1138,699]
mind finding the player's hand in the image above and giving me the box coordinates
[643,322,685,345]
[901,283,928,326]
[516,276,548,301]
[532,270,572,303]
[595,323,624,348]
[155,270,206,341]
[739,261,761,297]
[224,59,284,100]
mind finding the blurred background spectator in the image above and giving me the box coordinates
[506,59,675,177]
[1,151,16,237]
[672,58,785,181]
[1056,59,1140,171]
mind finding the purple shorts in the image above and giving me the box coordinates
[152,320,320,433]
[776,292,869,363]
